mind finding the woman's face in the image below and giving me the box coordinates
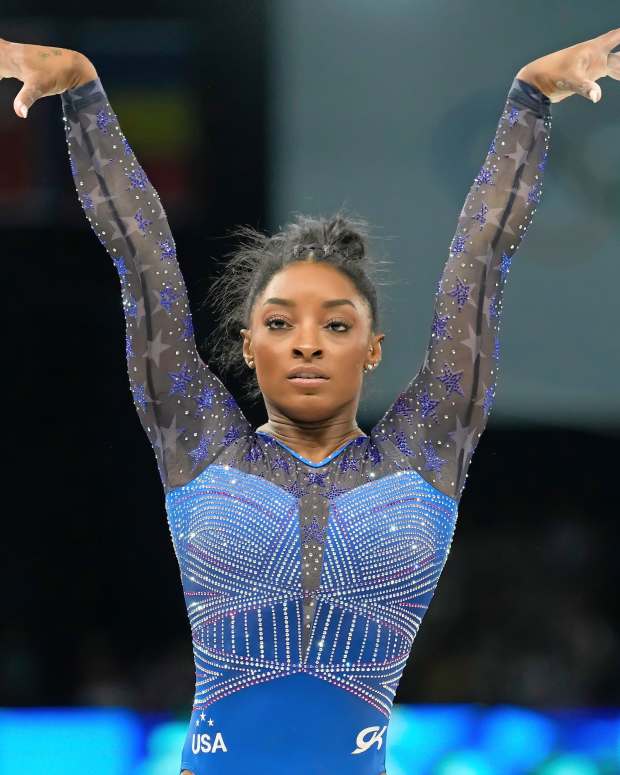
[241,260,384,424]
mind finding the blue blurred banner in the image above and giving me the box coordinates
[0,705,618,774]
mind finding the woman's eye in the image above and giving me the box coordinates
[265,317,289,329]
[327,320,350,332]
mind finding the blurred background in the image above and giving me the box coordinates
[1,1,618,773]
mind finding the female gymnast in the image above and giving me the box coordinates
[1,27,618,775]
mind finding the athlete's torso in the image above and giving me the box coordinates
[166,431,457,774]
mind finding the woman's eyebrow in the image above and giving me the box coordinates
[263,297,356,309]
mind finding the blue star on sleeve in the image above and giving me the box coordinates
[508,106,520,127]
[223,396,241,417]
[436,364,465,397]
[431,311,452,340]
[168,364,194,397]
[181,313,194,339]
[419,440,447,476]
[113,257,130,285]
[338,455,360,473]
[482,384,496,417]
[194,385,216,413]
[123,292,138,318]
[499,252,512,281]
[450,232,468,256]
[393,431,416,458]
[271,456,291,474]
[416,387,440,420]
[446,277,471,311]
[160,286,180,313]
[96,108,113,133]
[125,166,148,190]
[392,393,414,419]
[134,208,153,233]
[188,433,212,469]
[130,381,152,412]
[474,164,497,189]
[159,239,177,261]
[222,425,244,447]
[472,201,489,230]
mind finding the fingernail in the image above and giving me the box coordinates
[588,89,598,103]
[19,104,28,118]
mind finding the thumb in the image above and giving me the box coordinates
[579,79,602,103]
[13,83,41,118]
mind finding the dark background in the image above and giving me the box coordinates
[1,2,618,713]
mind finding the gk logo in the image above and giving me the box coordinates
[351,725,387,754]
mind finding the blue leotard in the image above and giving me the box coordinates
[61,75,551,774]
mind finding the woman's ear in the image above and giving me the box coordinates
[240,328,252,359]
[371,333,385,355]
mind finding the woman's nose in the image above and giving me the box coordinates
[292,343,323,357]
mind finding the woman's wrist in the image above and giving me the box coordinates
[69,51,98,90]
[509,74,552,119]
[515,65,550,98]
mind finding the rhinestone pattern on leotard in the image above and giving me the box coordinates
[61,76,551,772]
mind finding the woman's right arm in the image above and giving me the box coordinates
[2,39,252,491]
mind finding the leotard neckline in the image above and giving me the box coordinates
[255,430,367,468]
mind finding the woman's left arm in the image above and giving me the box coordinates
[371,28,619,502]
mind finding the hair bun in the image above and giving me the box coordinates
[326,214,369,263]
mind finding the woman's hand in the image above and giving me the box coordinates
[516,27,620,104]
[0,38,97,118]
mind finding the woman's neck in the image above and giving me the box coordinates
[255,420,366,464]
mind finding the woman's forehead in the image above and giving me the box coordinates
[264,261,358,295]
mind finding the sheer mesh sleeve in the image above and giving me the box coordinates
[61,78,251,493]
[371,77,552,501]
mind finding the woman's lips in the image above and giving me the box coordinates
[288,376,329,386]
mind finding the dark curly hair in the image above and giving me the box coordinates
[199,209,392,404]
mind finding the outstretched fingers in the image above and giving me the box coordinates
[599,27,620,53]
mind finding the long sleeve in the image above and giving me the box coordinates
[371,77,552,501]
[61,78,251,493]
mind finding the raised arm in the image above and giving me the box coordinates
[371,76,552,501]
[371,28,620,502]
[1,38,252,492]
[62,76,254,490]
